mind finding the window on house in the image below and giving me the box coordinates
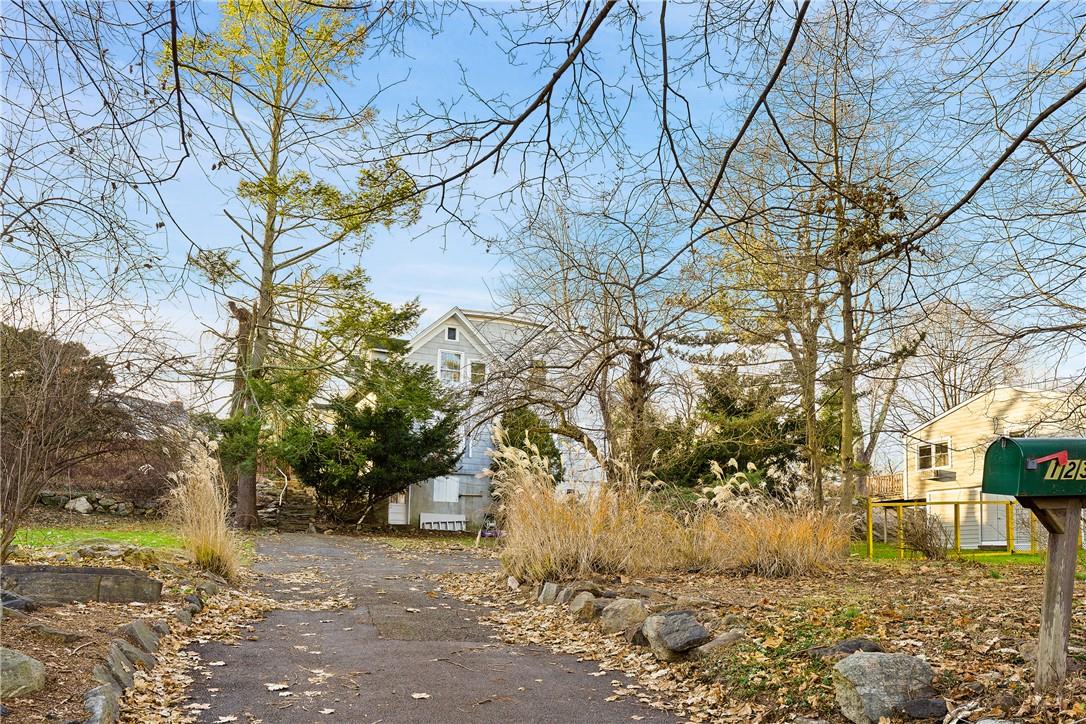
[433,476,460,503]
[446,326,457,341]
[470,361,487,385]
[439,350,463,383]
[463,426,473,457]
[917,440,950,470]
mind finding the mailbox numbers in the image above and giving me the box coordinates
[1042,458,1086,481]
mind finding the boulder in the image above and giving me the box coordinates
[113,639,155,671]
[537,582,560,604]
[196,578,221,597]
[1,565,162,605]
[641,611,712,661]
[810,638,884,660]
[92,662,124,691]
[173,608,193,625]
[1,589,36,611]
[558,581,603,605]
[0,647,46,697]
[183,593,203,612]
[117,620,160,653]
[85,683,121,724]
[600,598,649,634]
[65,496,94,514]
[570,592,603,620]
[506,576,521,591]
[24,621,85,643]
[150,620,171,637]
[833,652,937,724]
[106,644,135,688]
[691,629,746,659]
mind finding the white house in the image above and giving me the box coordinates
[376,307,545,530]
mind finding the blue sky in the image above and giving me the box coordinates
[155,2,720,335]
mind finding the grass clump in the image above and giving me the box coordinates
[168,436,241,582]
[488,430,848,581]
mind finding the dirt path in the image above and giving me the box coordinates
[185,533,678,723]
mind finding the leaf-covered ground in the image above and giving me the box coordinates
[437,557,1086,723]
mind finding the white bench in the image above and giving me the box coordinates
[418,513,467,531]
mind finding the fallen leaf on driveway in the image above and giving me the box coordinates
[264,683,289,691]
[319,709,335,715]
[405,607,421,613]
[208,661,227,667]
[215,717,238,723]
[411,693,431,699]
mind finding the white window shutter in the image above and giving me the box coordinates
[433,476,460,503]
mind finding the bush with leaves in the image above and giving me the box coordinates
[281,358,463,524]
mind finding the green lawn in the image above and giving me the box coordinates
[852,540,1086,571]
[12,522,183,550]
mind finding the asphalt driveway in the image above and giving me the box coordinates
[185,534,678,723]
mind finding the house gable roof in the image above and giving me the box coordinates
[906,386,1066,436]
[407,307,498,357]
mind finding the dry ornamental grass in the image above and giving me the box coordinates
[488,430,849,581]
[167,437,240,582]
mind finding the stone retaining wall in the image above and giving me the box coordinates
[37,491,163,517]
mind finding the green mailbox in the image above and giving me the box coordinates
[982,437,1086,498]
[983,436,1086,692]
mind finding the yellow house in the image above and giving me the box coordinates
[903,386,1084,549]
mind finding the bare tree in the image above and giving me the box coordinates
[484,187,711,487]
[0,304,181,561]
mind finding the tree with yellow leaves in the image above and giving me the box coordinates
[169,0,422,526]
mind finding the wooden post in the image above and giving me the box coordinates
[1036,498,1083,691]
[897,505,904,559]
[953,503,961,553]
[866,498,874,560]
[882,507,889,543]
[1030,513,1038,554]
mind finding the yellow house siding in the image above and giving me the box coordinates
[905,388,1070,499]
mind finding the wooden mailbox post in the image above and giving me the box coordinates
[982,437,1086,690]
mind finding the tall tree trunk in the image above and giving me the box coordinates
[838,271,857,513]
[801,357,824,509]
[234,88,285,529]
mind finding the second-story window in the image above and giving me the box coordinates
[446,326,458,341]
[439,350,463,383]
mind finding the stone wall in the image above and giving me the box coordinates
[37,491,163,517]
[255,479,317,532]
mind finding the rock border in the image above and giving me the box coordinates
[509,576,944,723]
[82,575,222,724]
[517,577,738,662]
